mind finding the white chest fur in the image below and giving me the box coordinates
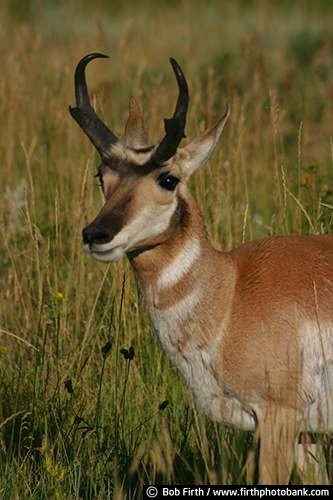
[148,302,255,430]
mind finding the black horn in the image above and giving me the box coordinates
[153,58,189,165]
[69,53,119,159]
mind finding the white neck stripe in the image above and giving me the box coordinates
[157,238,201,289]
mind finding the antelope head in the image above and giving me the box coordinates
[69,53,230,262]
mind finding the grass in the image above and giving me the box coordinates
[1,0,333,497]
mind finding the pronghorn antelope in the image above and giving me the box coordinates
[70,53,333,485]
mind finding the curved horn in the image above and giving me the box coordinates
[69,53,119,159]
[153,58,189,165]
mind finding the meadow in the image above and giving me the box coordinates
[1,0,333,497]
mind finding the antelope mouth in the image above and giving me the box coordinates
[83,243,125,262]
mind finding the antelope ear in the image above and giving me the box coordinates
[125,96,149,148]
[178,102,230,179]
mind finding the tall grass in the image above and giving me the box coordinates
[1,0,333,497]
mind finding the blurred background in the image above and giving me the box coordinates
[1,0,333,497]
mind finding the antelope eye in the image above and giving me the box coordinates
[94,171,103,188]
[158,175,179,191]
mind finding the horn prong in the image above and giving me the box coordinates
[153,58,189,165]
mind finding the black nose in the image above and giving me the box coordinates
[82,225,112,245]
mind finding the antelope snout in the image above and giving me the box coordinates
[82,225,112,246]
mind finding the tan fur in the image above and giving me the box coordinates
[76,62,333,485]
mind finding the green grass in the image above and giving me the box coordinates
[1,0,333,497]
